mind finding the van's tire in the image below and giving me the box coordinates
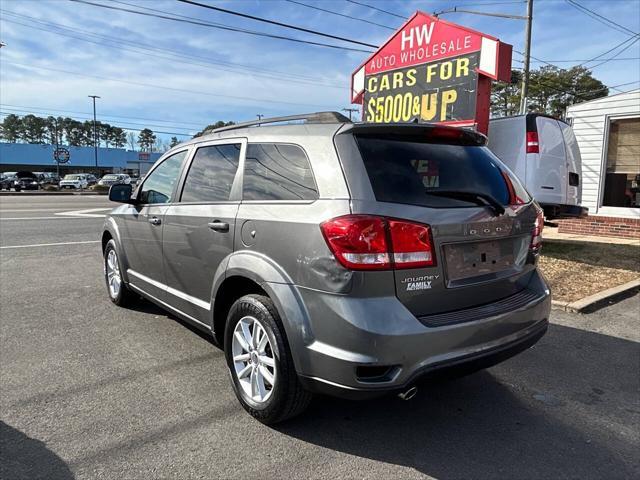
[103,239,135,307]
[224,294,312,424]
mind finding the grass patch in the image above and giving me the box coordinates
[539,242,640,303]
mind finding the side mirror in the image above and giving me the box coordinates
[109,183,135,204]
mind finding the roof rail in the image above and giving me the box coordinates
[208,111,351,134]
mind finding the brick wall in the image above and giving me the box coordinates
[557,215,640,239]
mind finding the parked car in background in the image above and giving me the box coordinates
[98,174,131,187]
[59,174,89,190]
[12,171,42,191]
[34,172,59,187]
[0,172,17,190]
[135,174,145,186]
[86,174,98,186]
[488,113,587,220]
[103,112,550,424]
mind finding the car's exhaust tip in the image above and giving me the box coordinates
[398,385,418,401]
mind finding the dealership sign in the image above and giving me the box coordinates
[53,147,70,164]
[351,11,512,133]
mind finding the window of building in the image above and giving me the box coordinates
[139,150,187,204]
[181,144,241,202]
[602,117,640,208]
[243,144,318,201]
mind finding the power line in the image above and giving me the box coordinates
[69,0,373,53]
[285,0,396,30]
[344,0,407,20]
[1,10,339,82]
[1,13,344,90]
[586,36,640,69]
[0,111,192,137]
[176,0,378,48]
[4,61,337,110]
[565,0,638,37]
[530,57,639,63]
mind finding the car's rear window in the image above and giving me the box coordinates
[355,135,530,208]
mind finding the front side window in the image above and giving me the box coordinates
[603,117,639,208]
[243,143,318,201]
[181,144,241,202]
[139,150,187,204]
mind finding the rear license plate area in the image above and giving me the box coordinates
[443,236,529,286]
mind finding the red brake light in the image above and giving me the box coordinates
[531,208,544,251]
[526,131,539,153]
[320,215,434,271]
[320,215,390,270]
[388,220,434,269]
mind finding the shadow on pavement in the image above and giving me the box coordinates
[0,422,74,480]
[278,324,640,479]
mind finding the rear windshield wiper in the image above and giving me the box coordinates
[425,190,505,216]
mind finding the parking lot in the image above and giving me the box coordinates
[1,195,638,479]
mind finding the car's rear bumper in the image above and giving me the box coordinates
[292,269,551,399]
[541,203,588,219]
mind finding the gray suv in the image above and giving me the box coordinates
[103,112,551,424]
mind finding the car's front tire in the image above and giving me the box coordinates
[224,294,312,424]
[104,239,135,306]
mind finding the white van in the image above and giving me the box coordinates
[488,113,587,219]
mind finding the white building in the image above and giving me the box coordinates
[561,89,639,238]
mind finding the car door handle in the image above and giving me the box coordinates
[208,221,229,232]
[148,216,162,226]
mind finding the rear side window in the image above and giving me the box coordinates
[243,143,318,201]
[356,135,530,208]
[181,144,241,202]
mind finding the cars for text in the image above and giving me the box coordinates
[103,112,551,424]
[12,171,42,191]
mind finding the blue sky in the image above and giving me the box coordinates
[1,0,639,142]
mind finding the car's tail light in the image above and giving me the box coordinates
[320,215,434,271]
[530,208,544,251]
[388,220,434,268]
[526,131,539,153]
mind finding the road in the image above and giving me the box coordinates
[1,195,639,479]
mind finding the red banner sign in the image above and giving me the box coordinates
[351,12,512,134]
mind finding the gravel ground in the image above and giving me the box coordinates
[539,241,640,302]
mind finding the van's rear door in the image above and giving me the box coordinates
[531,116,567,205]
[558,121,582,206]
[348,127,539,317]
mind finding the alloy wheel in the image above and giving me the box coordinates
[231,316,277,403]
[106,249,121,299]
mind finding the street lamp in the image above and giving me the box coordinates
[88,95,100,171]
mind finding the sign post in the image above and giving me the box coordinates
[351,12,512,134]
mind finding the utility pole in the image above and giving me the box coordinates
[54,117,60,181]
[88,95,100,172]
[342,108,359,121]
[519,0,534,114]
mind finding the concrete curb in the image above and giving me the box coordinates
[0,191,107,196]
[551,278,640,313]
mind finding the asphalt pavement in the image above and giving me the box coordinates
[1,195,638,479]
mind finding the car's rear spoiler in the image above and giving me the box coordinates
[337,123,487,146]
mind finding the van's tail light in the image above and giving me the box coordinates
[526,131,539,153]
[320,215,435,271]
[530,208,544,251]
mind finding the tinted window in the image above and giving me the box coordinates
[356,135,530,207]
[181,144,241,202]
[139,150,187,204]
[243,144,318,201]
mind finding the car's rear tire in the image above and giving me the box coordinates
[104,239,135,306]
[224,294,312,424]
